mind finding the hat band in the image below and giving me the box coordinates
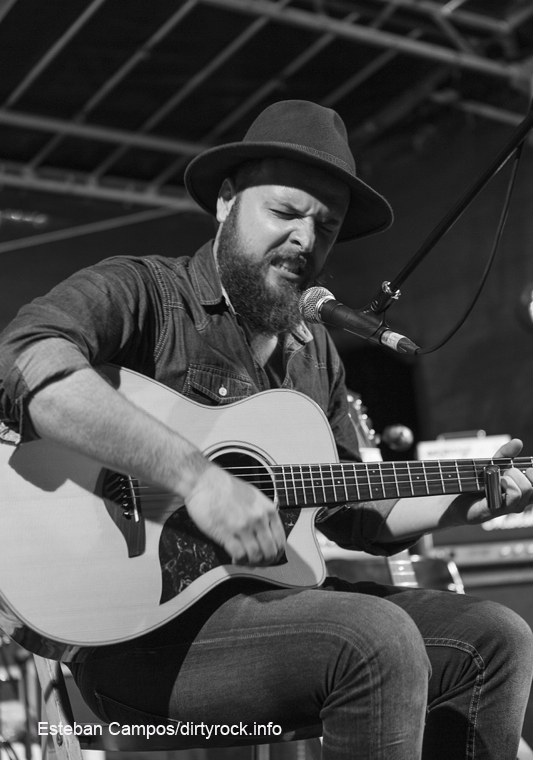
[262,141,355,177]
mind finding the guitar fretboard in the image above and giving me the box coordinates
[270,457,533,508]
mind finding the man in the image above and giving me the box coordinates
[1,100,533,759]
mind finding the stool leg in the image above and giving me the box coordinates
[251,744,271,760]
[34,656,84,760]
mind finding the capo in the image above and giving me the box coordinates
[483,465,503,511]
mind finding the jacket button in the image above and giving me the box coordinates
[218,386,228,397]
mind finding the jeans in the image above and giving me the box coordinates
[70,577,533,760]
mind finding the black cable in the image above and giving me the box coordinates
[416,137,526,355]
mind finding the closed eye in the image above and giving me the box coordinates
[272,209,339,233]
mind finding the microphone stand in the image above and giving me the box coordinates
[369,101,533,316]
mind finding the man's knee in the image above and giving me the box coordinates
[476,597,533,663]
[323,594,431,690]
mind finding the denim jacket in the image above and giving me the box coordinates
[0,242,412,555]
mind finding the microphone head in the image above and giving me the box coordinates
[299,286,334,323]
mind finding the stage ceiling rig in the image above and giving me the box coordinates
[0,0,533,245]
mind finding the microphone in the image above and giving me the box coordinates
[299,287,420,355]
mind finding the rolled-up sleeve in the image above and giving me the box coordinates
[318,499,419,557]
[0,338,92,440]
[0,256,164,441]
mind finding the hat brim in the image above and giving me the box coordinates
[184,142,393,243]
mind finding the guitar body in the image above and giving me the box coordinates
[0,366,340,660]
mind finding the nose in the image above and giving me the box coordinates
[289,217,316,253]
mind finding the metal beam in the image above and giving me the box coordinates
[348,66,450,145]
[506,4,533,32]
[27,0,199,170]
[437,97,529,129]
[0,208,180,256]
[0,108,206,156]
[3,0,108,108]
[322,31,420,108]
[430,11,476,55]
[90,0,290,180]
[365,0,508,34]
[201,0,523,81]
[150,8,362,189]
[0,0,19,24]
[0,161,201,212]
[427,94,533,146]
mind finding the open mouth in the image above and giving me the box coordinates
[270,255,306,279]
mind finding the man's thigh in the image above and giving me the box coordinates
[73,578,427,730]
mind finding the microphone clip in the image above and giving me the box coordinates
[371,281,402,314]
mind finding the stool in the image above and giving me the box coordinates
[34,655,321,760]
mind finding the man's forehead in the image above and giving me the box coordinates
[247,158,350,213]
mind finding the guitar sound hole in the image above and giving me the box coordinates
[213,451,276,501]
[159,451,297,604]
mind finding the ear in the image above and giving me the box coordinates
[216,178,237,223]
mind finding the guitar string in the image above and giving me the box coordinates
[125,457,533,487]
[128,471,524,503]
[127,458,532,478]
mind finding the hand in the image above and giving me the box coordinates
[184,464,287,566]
[452,438,533,525]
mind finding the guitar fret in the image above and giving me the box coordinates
[392,462,400,493]
[454,460,462,492]
[308,465,318,504]
[299,465,308,505]
[292,464,307,505]
[282,465,293,506]
[330,463,347,503]
[437,460,445,493]
[330,465,338,503]
[324,465,336,504]
[474,459,484,491]
[407,461,414,496]
[290,466,298,505]
[381,462,401,498]
[459,459,483,493]
[406,462,429,496]
[353,464,371,501]
[379,463,386,498]
[344,463,360,501]
[311,465,328,504]
[439,460,460,493]
[369,462,385,499]
[422,461,430,495]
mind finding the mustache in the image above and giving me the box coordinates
[267,250,308,272]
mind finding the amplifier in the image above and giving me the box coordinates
[430,517,533,567]
[416,433,533,567]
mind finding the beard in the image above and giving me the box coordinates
[216,197,319,336]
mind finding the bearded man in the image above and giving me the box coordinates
[1,100,533,760]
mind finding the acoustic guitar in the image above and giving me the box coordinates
[0,365,523,660]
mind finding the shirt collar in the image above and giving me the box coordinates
[188,240,313,345]
[188,240,225,306]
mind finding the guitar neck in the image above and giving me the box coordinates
[273,456,533,508]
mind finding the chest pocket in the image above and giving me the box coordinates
[182,363,254,405]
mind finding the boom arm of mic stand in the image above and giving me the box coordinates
[369,101,533,315]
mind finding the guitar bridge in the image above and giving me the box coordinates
[101,470,145,557]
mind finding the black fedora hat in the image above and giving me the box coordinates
[184,100,393,243]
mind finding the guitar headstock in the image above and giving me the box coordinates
[346,391,382,462]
